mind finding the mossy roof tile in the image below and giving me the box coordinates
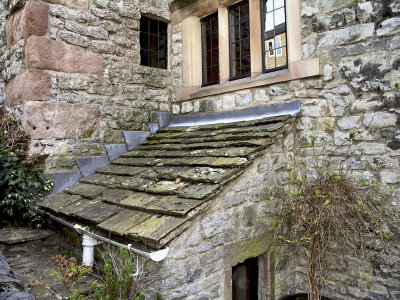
[145,180,188,195]
[96,165,147,176]
[39,114,294,249]
[125,214,190,248]
[73,201,123,224]
[100,188,133,204]
[177,183,222,200]
[65,184,108,199]
[119,192,159,209]
[98,210,153,236]
[146,196,204,216]
[178,167,241,184]
[61,198,95,216]
[40,193,81,214]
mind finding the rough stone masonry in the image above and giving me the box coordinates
[0,0,400,299]
[1,0,173,174]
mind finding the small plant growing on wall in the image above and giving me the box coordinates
[270,133,399,300]
[0,108,52,226]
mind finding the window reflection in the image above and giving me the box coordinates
[262,0,288,72]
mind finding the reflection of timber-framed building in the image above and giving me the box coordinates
[1,0,400,298]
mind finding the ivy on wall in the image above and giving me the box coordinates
[0,108,52,226]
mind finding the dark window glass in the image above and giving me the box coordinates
[262,0,288,73]
[159,21,168,36]
[232,257,258,300]
[140,16,168,69]
[201,12,219,86]
[229,1,250,80]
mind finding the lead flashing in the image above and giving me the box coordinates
[169,100,301,127]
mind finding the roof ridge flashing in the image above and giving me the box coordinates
[168,100,300,128]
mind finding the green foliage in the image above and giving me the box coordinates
[92,248,145,300]
[271,132,400,300]
[70,290,85,300]
[0,109,51,226]
[50,255,91,299]
[82,124,96,139]
[50,246,161,300]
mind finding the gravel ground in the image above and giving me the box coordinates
[0,228,94,300]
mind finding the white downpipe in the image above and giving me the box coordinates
[82,234,100,267]
[38,210,169,263]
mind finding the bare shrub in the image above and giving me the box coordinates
[271,133,400,300]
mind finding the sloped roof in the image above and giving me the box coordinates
[39,114,293,249]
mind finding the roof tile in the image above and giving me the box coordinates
[98,210,153,236]
[39,114,294,248]
[125,214,189,248]
[41,193,81,213]
[177,183,222,200]
[178,167,241,184]
[65,184,107,199]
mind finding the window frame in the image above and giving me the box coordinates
[260,0,288,74]
[268,40,274,57]
[177,0,320,102]
[201,12,220,87]
[228,0,251,81]
[139,16,168,69]
[275,36,282,56]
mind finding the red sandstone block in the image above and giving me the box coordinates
[6,1,49,48]
[22,102,100,140]
[5,72,51,106]
[25,36,104,75]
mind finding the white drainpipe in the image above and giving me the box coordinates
[38,210,169,265]
[82,234,101,267]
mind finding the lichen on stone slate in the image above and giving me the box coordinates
[39,114,293,248]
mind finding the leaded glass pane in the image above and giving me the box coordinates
[202,13,219,86]
[229,1,251,80]
[140,16,168,69]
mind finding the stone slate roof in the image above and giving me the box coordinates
[39,114,293,249]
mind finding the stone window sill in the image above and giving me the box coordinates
[175,58,321,102]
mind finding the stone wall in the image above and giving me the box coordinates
[161,0,400,298]
[1,0,399,298]
[170,0,400,211]
[0,1,10,108]
[153,120,400,299]
[1,0,173,173]
[154,127,294,299]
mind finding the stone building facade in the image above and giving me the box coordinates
[1,0,400,299]
[0,0,172,176]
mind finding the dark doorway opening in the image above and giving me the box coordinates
[232,257,258,300]
[281,293,332,300]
